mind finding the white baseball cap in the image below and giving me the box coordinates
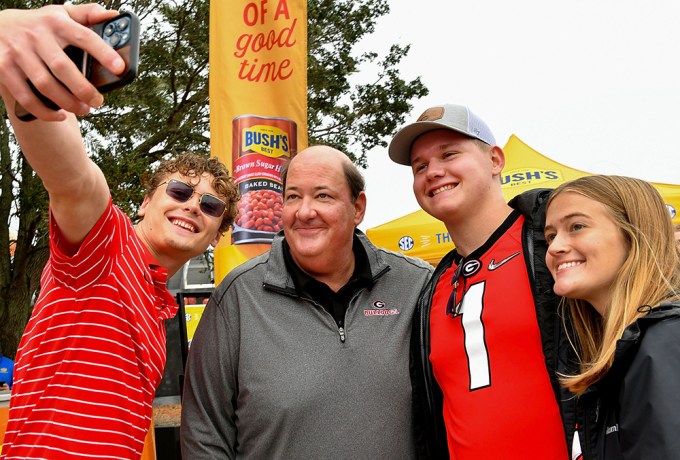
[388,104,497,165]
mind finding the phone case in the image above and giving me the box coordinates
[87,12,140,93]
[14,12,140,121]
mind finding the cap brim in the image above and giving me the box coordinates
[388,121,471,166]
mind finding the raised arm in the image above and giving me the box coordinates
[0,4,126,249]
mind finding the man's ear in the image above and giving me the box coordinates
[353,191,367,227]
[138,195,151,217]
[210,232,222,248]
[490,146,506,177]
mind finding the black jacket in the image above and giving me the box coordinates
[411,188,578,459]
[576,302,680,460]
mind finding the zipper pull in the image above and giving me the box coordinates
[338,327,346,343]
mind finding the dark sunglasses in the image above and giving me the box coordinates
[160,179,227,218]
[446,261,467,317]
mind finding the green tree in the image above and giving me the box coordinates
[308,0,428,166]
[0,0,427,357]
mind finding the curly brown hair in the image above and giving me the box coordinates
[146,152,240,234]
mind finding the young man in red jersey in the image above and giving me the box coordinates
[388,104,577,459]
[0,4,239,459]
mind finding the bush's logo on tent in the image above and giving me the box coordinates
[667,204,676,219]
[501,169,563,187]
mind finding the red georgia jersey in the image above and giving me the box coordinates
[430,212,568,459]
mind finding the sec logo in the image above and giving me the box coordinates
[398,236,414,251]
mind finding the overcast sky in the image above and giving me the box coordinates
[358,0,680,231]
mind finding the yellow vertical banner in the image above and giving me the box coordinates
[210,0,308,283]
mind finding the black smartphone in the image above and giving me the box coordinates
[15,11,140,121]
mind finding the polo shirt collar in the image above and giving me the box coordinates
[282,234,373,294]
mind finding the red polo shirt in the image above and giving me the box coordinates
[1,200,177,459]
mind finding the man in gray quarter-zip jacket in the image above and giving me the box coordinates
[181,145,433,459]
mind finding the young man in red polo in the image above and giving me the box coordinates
[389,104,577,459]
[0,4,239,458]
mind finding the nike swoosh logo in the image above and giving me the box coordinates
[488,251,521,270]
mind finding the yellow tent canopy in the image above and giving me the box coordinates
[366,135,680,266]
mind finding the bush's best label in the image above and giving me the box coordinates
[500,169,563,188]
[241,124,291,156]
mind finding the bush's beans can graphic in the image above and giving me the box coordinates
[232,115,297,244]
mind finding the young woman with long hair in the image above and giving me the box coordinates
[544,175,680,459]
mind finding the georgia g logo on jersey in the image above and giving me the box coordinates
[461,259,481,277]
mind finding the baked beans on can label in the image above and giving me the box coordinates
[232,115,297,244]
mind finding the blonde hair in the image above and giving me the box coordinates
[547,175,680,394]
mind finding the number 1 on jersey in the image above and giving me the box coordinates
[460,281,491,390]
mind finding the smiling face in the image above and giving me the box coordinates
[544,191,629,315]
[282,148,366,278]
[410,129,505,225]
[136,172,223,273]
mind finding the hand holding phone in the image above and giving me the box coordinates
[15,12,140,122]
